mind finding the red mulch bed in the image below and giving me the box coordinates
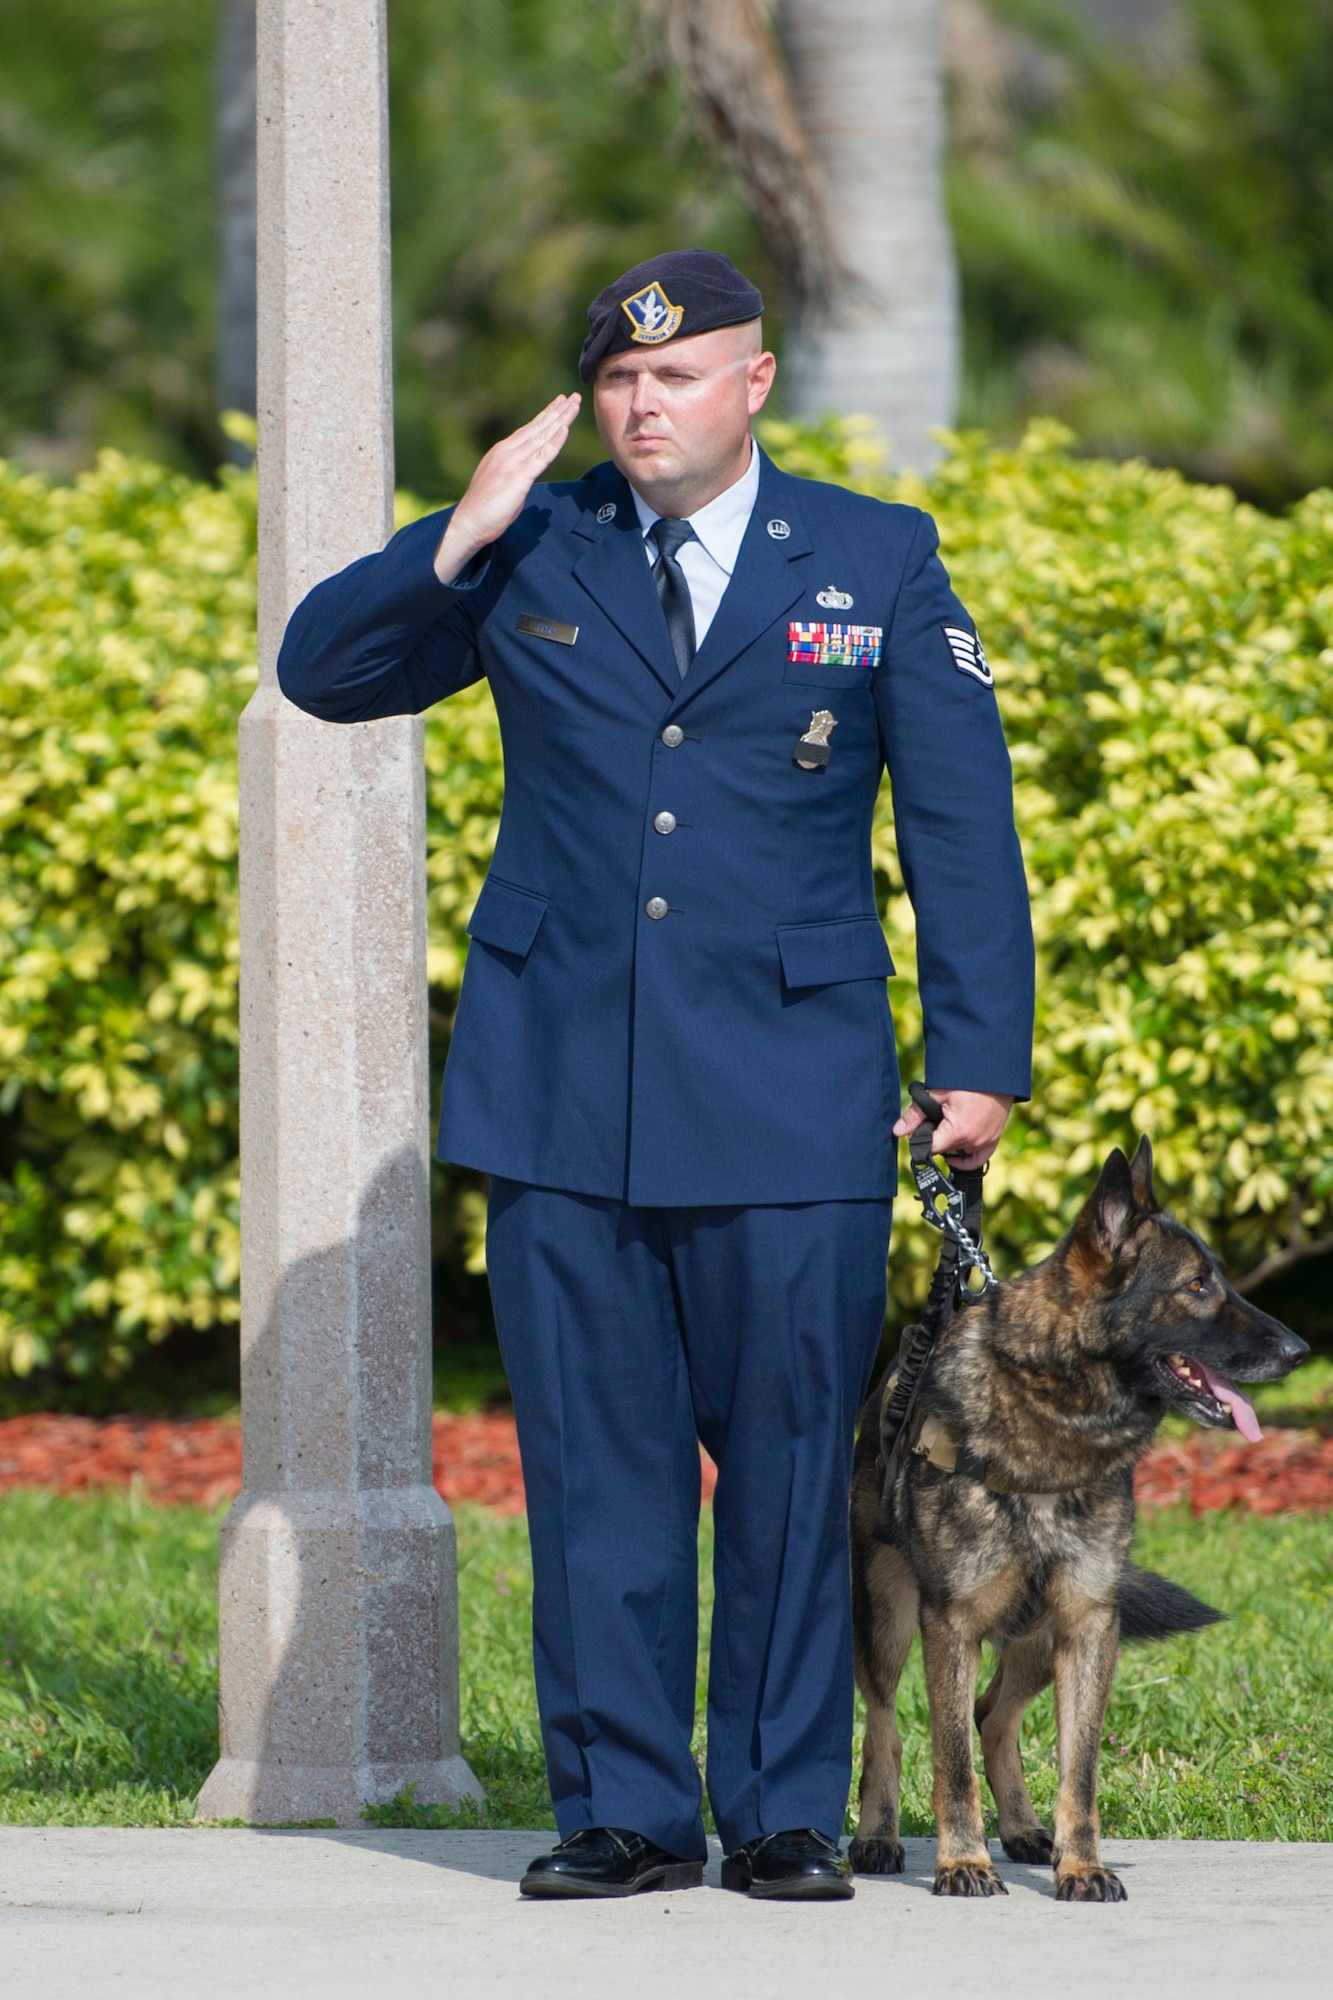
[0,1413,527,1515]
[0,1412,1326,1515]
[1132,1429,1333,1516]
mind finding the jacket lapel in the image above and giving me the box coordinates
[571,471,679,699]
[669,451,811,712]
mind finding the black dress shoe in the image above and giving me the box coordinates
[520,1826,704,1899]
[721,1827,855,1900]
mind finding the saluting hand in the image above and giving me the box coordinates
[434,393,582,585]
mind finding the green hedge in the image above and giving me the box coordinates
[2,424,1331,1379]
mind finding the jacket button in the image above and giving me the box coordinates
[653,811,677,835]
[645,896,669,920]
[661,724,684,747]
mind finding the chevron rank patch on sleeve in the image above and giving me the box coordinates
[942,623,994,687]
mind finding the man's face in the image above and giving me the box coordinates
[593,322,777,507]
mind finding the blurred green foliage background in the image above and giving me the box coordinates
[4,1,1333,504]
[956,0,1333,508]
[0,0,762,495]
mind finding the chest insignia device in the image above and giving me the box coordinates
[816,585,854,610]
[794,709,838,769]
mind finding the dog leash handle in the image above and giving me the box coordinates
[907,1080,945,1169]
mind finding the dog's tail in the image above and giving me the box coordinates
[1118,1564,1224,1642]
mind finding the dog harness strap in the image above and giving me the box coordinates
[976,1456,1038,1495]
[912,1413,959,1474]
[906,1410,1056,1498]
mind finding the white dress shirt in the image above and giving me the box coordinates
[630,442,761,646]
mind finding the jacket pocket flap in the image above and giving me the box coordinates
[783,657,875,691]
[776,916,895,988]
[466,876,549,958]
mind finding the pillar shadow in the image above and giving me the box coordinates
[200,1148,477,1825]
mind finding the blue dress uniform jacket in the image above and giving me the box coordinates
[277,449,1034,1205]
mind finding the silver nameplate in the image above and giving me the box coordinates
[517,613,579,646]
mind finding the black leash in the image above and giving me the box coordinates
[874,1083,999,1532]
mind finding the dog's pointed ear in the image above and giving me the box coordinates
[1074,1148,1141,1256]
[1129,1135,1158,1213]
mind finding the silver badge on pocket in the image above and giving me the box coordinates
[816,585,854,610]
[794,709,838,769]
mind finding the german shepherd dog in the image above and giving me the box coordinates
[849,1139,1307,1902]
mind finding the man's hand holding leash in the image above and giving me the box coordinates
[894,1087,1014,1170]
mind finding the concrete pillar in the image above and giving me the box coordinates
[196,0,479,1827]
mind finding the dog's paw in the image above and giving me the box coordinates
[849,1836,906,1876]
[933,1860,1008,1898]
[1055,1865,1127,1903]
[1001,1826,1054,1865]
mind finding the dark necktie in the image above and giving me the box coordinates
[649,517,697,680]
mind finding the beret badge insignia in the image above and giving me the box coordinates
[621,281,685,345]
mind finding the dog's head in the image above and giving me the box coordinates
[1061,1138,1308,1438]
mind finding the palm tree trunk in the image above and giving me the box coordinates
[778,0,956,467]
[217,0,257,454]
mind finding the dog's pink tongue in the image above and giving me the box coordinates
[1197,1361,1263,1442]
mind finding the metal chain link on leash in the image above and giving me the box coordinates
[875,1083,1000,1528]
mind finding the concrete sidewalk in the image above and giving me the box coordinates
[0,1830,1328,1998]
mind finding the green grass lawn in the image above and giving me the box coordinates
[0,1485,1329,1839]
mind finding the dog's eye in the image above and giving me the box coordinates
[1185,1277,1208,1295]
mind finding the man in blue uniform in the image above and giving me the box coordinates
[278,251,1034,1901]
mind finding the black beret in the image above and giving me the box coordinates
[578,250,764,383]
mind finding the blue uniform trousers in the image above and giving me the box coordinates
[485,1180,893,1859]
